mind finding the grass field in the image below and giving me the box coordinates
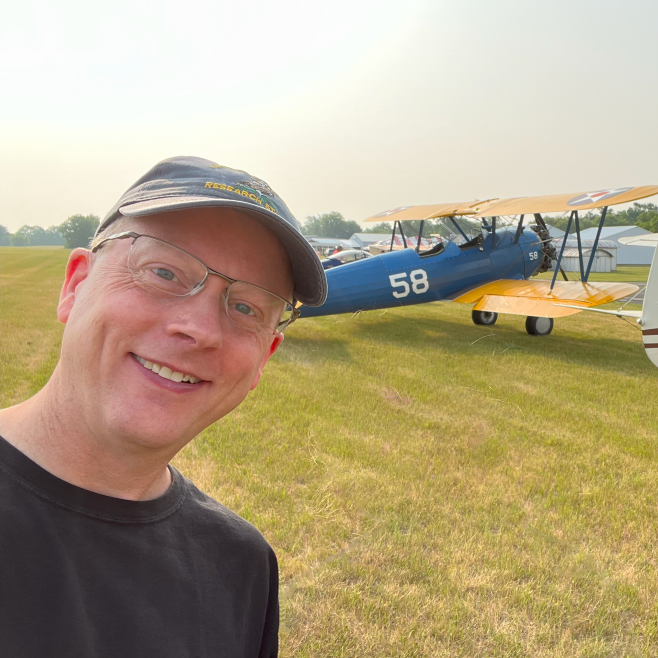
[2,246,658,657]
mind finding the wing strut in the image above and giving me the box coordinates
[550,210,576,291]
[583,206,608,283]
[513,215,525,244]
[573,210,585,280]
[449,217,469,242]
[388,221,408,252]
[415,220,425,253]
[398,221,408,248]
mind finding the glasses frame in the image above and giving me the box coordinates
[92,231,300,334]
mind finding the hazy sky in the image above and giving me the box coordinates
[1,0,657,233]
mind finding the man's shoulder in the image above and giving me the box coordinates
[175,468,274,559]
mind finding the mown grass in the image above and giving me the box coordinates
[2,247,658,657]
[1,247,67,406]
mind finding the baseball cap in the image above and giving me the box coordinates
[96,156,327,306]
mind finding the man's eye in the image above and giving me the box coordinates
[234,302,254,316]
[154,268,176,281]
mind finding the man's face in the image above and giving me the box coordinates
[56,208,292,455]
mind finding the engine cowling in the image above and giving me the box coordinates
[530,224,557,273]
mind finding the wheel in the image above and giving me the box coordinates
[525,316,554,336]
[472,310,498,326]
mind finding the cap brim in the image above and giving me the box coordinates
[113,195,327,306]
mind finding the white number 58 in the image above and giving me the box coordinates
[389,269,429,298]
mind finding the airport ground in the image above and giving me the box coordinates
[2,247,657,657]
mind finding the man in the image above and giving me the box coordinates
[0,156,327,657]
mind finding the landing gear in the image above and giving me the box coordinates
[525,316,554,336]
[472,310,498,326]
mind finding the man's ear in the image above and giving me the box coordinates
[249,333,285,390]
[57,249,93,324]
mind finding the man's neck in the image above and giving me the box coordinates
[0,374,172,501]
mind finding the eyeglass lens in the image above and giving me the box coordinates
[127,235,293,333]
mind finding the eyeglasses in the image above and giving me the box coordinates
[92,232,299,335]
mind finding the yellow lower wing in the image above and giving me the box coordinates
[452,280,639,318]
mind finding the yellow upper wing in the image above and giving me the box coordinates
[363,186,658,222]
[471,186,658,216]
[452,280,639,318]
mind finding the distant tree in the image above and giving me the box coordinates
[602,208,634,228]
[548,212,601,234]
[1,224,65,247]
[10,234,29,247]
[615,202,658,229]
[623,203,658,232]
[57,214,100,249]
[302,212,362,239]
[361,222,393,234]
[15,225,46,245]
[44,226,66,246]
[548,203,658,235]
[637,209,658,233]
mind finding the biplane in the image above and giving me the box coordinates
[300,185,658,340]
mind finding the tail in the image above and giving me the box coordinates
[620,233,658,367]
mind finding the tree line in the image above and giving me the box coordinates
[4,211,370,247]
[301,203,658,241]
[301,211,445,239]
[4,204,655,249]
[301,211,468,239]
[546,202,658,234]
[0,215,100,249]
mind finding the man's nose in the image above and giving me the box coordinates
[164,276,230,349]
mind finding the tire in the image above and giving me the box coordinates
[525,316,554,336]
[472,310,498,326]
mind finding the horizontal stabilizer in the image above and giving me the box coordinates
[452,280,639,319]
[618,233,658,247]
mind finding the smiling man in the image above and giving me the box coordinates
[0,156,326,658]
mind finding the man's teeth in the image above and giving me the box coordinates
[134,355,201,384]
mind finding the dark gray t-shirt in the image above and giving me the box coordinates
[0,435,278,658]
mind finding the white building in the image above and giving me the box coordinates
[575,226,653,265]
[349,233,391,250]
[560,248,615,273]
[550,238,617,273]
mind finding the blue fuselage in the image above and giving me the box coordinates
[301,228,543,317]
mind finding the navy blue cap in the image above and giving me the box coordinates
[97,156,327,306]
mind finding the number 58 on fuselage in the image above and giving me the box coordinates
[301,220,550,328]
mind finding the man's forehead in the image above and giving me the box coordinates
[133,208,287,256]
[128,209,294,294]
